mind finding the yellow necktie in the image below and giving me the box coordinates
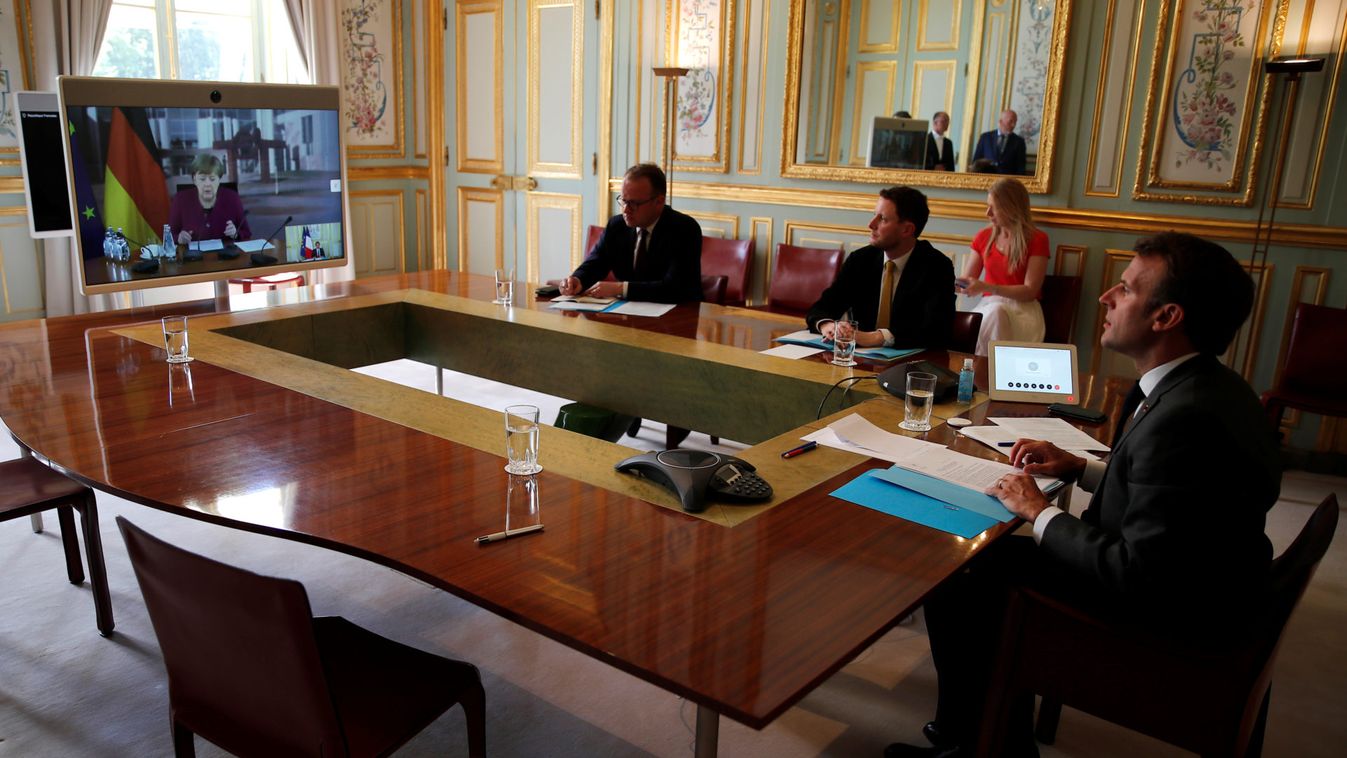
[876,259,897,330]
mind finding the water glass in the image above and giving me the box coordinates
[900,372,938,432]
[504,404,541,474]
[494,268,515,304]
[161,315,192,364]
[831,318,857,367]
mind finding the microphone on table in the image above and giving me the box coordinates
[250,215,292,266]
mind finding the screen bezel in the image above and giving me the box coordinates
[986,341,1081,405]
[17,91,75,239]
[58,76,350,295]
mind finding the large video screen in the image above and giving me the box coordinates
[60,77,348,295]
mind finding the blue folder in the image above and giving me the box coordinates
[870,467,1015,523]
[772,334,922,362]
[830,469,1000,538]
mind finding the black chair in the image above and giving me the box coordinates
[949,312,984,354]
[979,494,1339,756]
[0,452,113,636]
[118,517,485,757]
[1261,303,1347,434]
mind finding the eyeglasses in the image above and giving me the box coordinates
[616,194,658,209]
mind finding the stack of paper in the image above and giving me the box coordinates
[959,417,1109,460]
[772,329,923,362]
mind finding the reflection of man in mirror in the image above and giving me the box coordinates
[168,154,251,244]
[971,109,1028,175]
[924,111,954,171]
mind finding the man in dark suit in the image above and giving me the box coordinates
[886,233,1281,757]
[970,109,1028,175]
[924,111,955,171]
[560,163,702,303]
[805,186,955,350]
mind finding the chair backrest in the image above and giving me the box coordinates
[700,236,753,307]
[701,275,728,305]
[1263,494,1338,641]
[1040,274,1082,344]
[1279,303,1347,397]
[117,517,349,756]
[585,224,604,258]
[949,311,984,354]
[768,244,845,316]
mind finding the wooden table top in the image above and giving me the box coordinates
[0,271,1097,729]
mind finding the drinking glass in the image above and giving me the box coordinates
[504,404,542,474]
[831,317,857,367]
[494,268,515,304]
[505,472,541,532]
[900,372,937,432]
[161,315,192,364]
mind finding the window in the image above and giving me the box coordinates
[93,0,307,84]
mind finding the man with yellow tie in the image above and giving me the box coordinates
[806,186,956,349]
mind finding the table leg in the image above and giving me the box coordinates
[694,704,719,758]
[78,493,115,636]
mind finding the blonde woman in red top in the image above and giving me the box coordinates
[955,177,1050,354]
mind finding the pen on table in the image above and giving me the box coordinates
[782,441,818,459]
[997,441,1015,447]
[475,523,545,545]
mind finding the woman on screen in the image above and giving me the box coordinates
[168,154,251,244]
[955,178,1049,355]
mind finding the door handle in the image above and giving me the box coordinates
[491,175,538,191]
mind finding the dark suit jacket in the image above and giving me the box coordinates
[971,130,1028,175]
[924,133,955,171]
[1039,355,1281,623]
[570,206,702,303]
[805,241,955,349]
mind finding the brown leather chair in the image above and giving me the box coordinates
[583,224,618,282]
[117,517,486,758]
[0,453,113,636]
[1262,303,1347,433]
[949,312,984,354]
[701,237,753,307]
[765,244,845,316]
[1039,274,1082,344]
[979,494,1339,757]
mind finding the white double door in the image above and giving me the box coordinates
[445,0,604,285]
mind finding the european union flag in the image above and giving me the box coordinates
[68,116,105,259]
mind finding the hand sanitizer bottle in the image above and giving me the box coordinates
[162,224,174,259]
[957,358,975,404]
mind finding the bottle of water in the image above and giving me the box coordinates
[957,357,975,404]
[103,228,114,260]
[117,227,131,261]
[162,224,174,259]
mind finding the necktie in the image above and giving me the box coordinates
[1113,381,1145,447]
[632,229,647,272]
[876,259,897,330]
[997,133,1007,155]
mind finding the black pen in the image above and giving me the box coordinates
[782,441,818,459]
[997,441,1015,447]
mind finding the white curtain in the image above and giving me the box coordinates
[281,0,350,284]
[33,0,118,316]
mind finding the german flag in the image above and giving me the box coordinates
[102,107,170,247]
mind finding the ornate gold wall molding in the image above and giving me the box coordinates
[348,166,432,181]
[736,0,770,174]
[749,216,772,305]
[1053,244,1087,277]
[527,0,584,178]
[860,0,900,53]
[348,190,408,275]
[1084,0,1146,198]
[345,0,406,158]
[456,0,505,174]
[525,192,582,284]
[457,186,504,272]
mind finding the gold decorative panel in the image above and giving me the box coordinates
[526,192,582,284]
[457,186,504,273]
[528,0,584,178]
[456,0,504,174]
[349,191,406,277]
[860,0,900,54]
[1053,244,1087,277]
[1084,0,1146,198]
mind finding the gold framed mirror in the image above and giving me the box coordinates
[781,0,1073,192]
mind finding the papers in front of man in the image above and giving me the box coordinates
[234,239,276,253]
[985,417,1111,452]
[760,343,826,359]
[608,301,676,317]
[958,423,1102,461]
[549,295,621,313]
[192,239,225,252]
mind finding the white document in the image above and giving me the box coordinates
[959,425,1101,460]
[553,294,617,304]
[986,417,1110,452]
[234,239,275,253]
[760,343,825,359]
[549,300,614,312]
[901,444,1063,494]
[193,239,224,252]
[810,414,943,462]
[609,301,676,317]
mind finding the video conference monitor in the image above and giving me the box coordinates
[16,92,75,238]
[867,117,928,170]
[59,76,350,295]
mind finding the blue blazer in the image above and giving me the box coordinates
[971,130,1028,175]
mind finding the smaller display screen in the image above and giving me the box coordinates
[19,108,74,234]
[991,344,1076,397]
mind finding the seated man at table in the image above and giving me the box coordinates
[886,232,1281,757]
[559,163,702,303]
[805,186,955,349]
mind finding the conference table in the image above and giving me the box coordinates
[0,272,1105,755]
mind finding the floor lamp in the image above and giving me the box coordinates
[1244,56,1324,365]
[652,67,689,203]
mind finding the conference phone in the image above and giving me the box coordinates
[615,450,773,513]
